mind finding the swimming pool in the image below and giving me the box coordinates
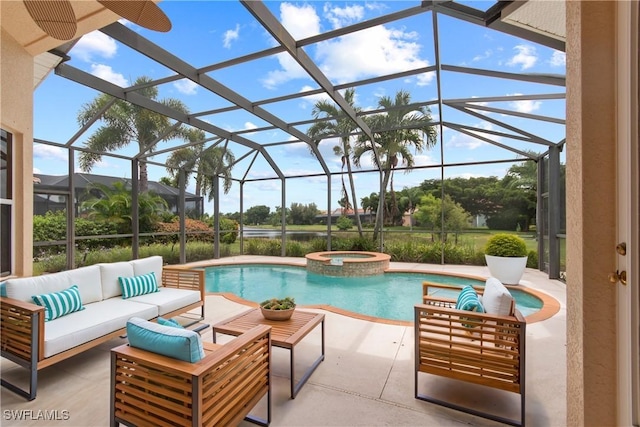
[205,264,543,322]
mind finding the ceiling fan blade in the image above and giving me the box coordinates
[97,0,171,32]
[23,0,77,40]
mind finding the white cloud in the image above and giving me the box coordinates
[281,3,321,39]
[173,79,198,95]
[90,64,128,87]
[472,49,493,62]
[413,154,437,167]
[33,144,67,161]
[262,3,320,89]
[33,167,41,174]
[549,51,566,67]
[507,44,538,70]
[446,122,500,150]
[507,93,542,113]
[262,53,309,89]
[323,4,364,29]
[315,26,431,85]
[263,4,432,88]
[71,31,117,62]
[223,24,240,49]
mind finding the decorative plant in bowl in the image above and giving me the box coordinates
[484,233,529,285]
[260,297,296,321]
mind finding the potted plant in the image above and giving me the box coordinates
[260,297,296,321]
[484,233,528,285]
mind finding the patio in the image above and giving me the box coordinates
[1,257,566,426]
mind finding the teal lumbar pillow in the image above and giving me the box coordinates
[126,317,204,363]
[455,285,485,313]
[32,285,85,321]
[157,316,183,328]
[118,272,159,299]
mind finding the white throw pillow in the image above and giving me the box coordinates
[482,277,514,316]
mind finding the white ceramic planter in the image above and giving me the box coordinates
[484,254,528,285]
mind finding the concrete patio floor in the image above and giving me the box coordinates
[1,257,567,426]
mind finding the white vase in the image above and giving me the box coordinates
[484,254,528,285]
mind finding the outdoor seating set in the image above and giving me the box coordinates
[1,256,526,426]
[0,256,326,426]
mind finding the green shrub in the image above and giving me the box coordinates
[526,249,539,268]
[309,238,328,252]
[219,218,238,244]
[336,216,353,231]
[484,233,527,257]
[285,241,305,257]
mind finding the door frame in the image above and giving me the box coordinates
[616,1,639,425]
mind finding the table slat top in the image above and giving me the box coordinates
[213,308,324,348]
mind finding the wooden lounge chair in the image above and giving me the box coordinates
[415,281,526,427]
[111,324,272,427]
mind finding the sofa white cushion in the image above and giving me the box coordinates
[65,265,102,304]
[99,262,134,300]
[128,287,201,316]
[4,265,102,305]
[43,299,158,358]
[482,277,514,316]
[130,256,163,287]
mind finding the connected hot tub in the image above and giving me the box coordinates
[305,251,391,277]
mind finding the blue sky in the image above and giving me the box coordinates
[33,1,566,214]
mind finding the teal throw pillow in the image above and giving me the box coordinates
[126,317,204,363]
[32,285,85,322]
[157,317,183,328]
[455,285,485,313]
[118,272,159,299]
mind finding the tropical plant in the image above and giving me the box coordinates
[399,187,424,230]
[165,128,235,201]
[307,88,364,237]
[260,297,296,310]
[77,76,192,192]
[484,233,528,257]
[336,215,353,231]
[354,90,438,240]
[80,182,168,233]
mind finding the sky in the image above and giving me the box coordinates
[32,0,566,214]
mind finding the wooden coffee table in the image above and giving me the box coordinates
[212,308,325,399]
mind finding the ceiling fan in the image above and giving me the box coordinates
[23,0,171,41]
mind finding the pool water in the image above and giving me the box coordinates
[205,264,543,322]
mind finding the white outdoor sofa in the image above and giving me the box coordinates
[0,256,205,400]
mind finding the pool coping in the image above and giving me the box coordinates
[195,260,561,326]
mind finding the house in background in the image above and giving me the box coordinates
[33,173,203,217]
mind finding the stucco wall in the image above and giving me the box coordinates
[566,2,618,425]
[1,29,34,276]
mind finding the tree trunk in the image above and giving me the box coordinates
[139,162,149,193]
[372,169,392,241]
[345,157,364,238]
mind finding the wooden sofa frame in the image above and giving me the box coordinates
[415,282,526,427]
[0,266,205,401]
[111,324,272,427]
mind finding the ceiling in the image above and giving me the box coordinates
[3,0,567,187]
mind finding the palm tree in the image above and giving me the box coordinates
[80,181,168,233]
[354,90,438,240]
[400,187,424,230]
[307,88,364,237]
[165,129,236,202]
[77,76,191,192]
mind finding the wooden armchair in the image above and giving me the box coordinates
[111,324,272,427]
[415,282,526,427]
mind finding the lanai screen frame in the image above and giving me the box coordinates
[33,0,566,279]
